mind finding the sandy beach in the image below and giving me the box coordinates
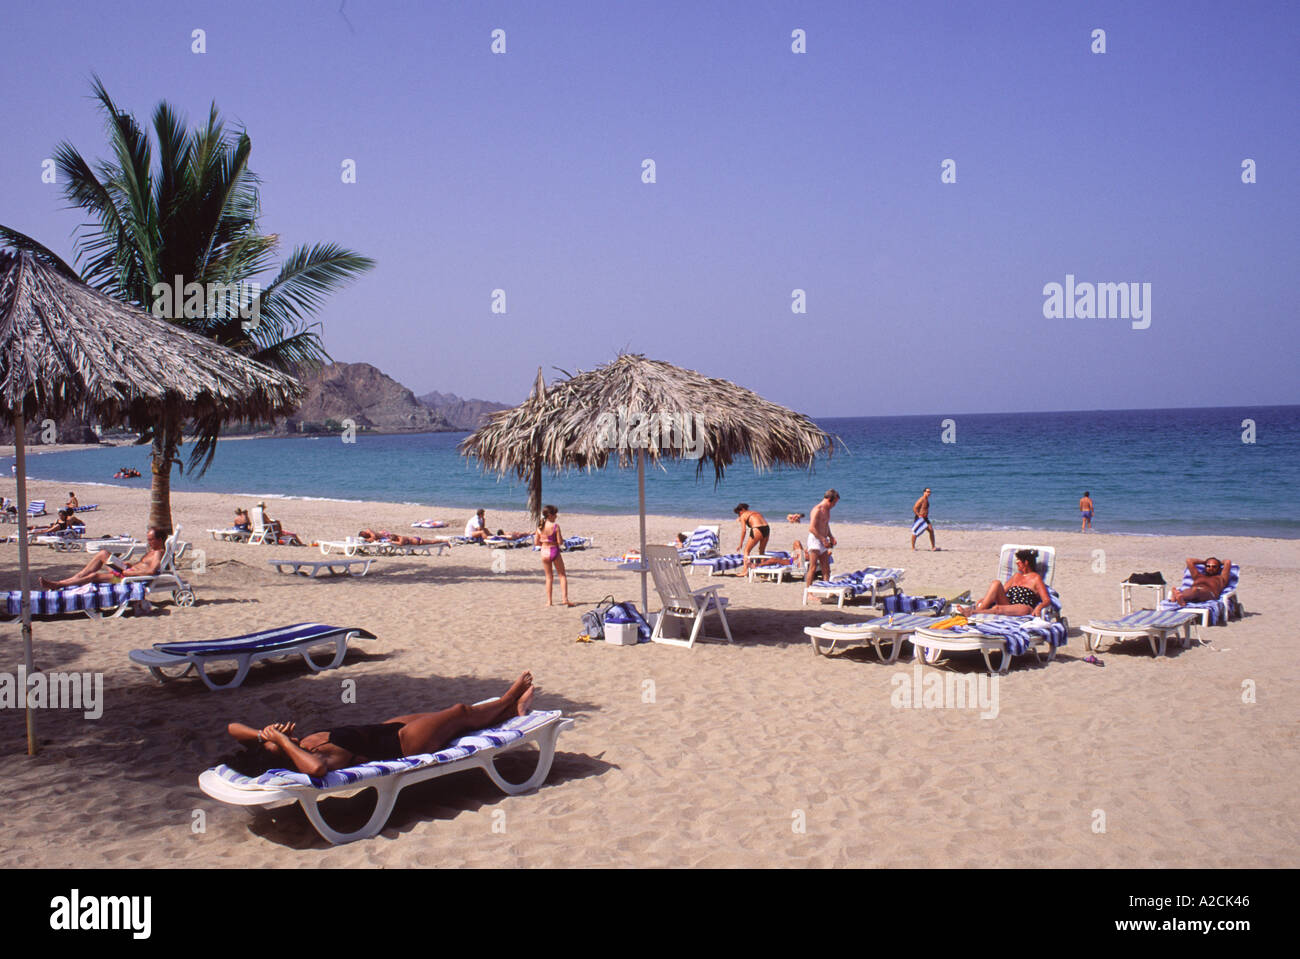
[1,480,1296,868]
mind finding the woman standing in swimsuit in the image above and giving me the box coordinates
[536,504,574,607]
[734,503,771,573]
[956,549,1051,617]
[223,673,536,777]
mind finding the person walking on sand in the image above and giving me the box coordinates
[804,489,839,587]
[1079,491,1094,532]
[535,504,574,607]
[910,487,936,551]
[734,503,771,573]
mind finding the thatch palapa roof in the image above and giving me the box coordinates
[461,353,833,483]
[0,250,300,424]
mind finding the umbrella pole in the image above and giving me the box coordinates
[638,448,647,611]
[13,414,37,755]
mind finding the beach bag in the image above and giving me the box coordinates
[605,601,653,641]
[582,594,617,639]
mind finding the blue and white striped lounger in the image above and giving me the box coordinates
[27,500,46,517]
[803,567,905,608]
[1082,608,1202,657]
[531,535,593,552]
[484,534,534,549]
[691,553,745,576]
[72,504,98,512]
[677,527,720,562]
[199,708,574,844]
[912,615,1068,674]
[129,622,377,690]
[5,582,151,621]
[1157,564,1241,627]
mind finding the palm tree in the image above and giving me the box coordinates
[0,77,373,532]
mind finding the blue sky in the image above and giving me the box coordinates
[3,1,1297,416]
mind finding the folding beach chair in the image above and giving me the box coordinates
[645,544,734,648]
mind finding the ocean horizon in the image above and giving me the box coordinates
[12,404,1300,539]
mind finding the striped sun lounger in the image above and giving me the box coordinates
[72,505,98,512]
[484,534,534,549]
[677,527,720,562]
[803,567,905,608]
[199,708,574,844]
[912,615,1067,674]
[805,611,941,662]
[531,535,592,552]
[130,622,377,690]
[5,582,150,620]
[1082,608,1202,657]
[691,553,745,576]
[1157,564,1241,627]
[27,500,46,517]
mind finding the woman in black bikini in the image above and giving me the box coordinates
[957,549,1051,617]
[223,673,535,777]
[734,503,771,573]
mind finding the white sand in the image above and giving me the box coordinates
[1,480,1296,867]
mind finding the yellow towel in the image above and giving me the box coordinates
[929,614,969,631]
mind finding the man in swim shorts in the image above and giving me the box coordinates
[38,527,167,588]
[804,489,839,587]
[1079,492,1094,532]
[910,487,936,551]
[1170,557,1233,605]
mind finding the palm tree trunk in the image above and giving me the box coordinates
[148,418,178,534]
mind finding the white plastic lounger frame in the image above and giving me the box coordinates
[802,568,904,609]
[198,709,574,844]
[1081,608,1201,657]
[209,527,253,543]
[645,545,733,648]
[130,623,376,690]
[804,611,941,663]
[269,558,374,577]
[911,621,1058,675]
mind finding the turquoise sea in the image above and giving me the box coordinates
[15,406,1300,538]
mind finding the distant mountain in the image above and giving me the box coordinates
[284,362,455,434]
[417,390,511,431]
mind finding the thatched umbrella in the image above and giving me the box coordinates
[0,250,301,754]
[461,353,833,609]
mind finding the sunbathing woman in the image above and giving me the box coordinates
[750,540,806,569]
[223,673,536,777]
[956,548,1051,617]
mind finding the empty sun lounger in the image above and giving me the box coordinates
[130,622,377,690]
[72,504,98,512]
[805,611,942,663]
[690,553,746,576]
[1081,608,1202,657]
[646,545,733,648]
[803,567,905,608]
[198,708,573,844]
[27,500,46,517]
[912,615,1067,674]
[269,558,374,577]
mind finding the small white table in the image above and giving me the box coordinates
[1120,582,1168,614]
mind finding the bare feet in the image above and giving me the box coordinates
[955,605,976,616]
[517,686,534,716]
[38,576,60,589]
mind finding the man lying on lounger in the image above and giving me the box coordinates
[222,672,536,777]
[38,527,166,589]
[1170,557,1233,606]
[357,529,446,546]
